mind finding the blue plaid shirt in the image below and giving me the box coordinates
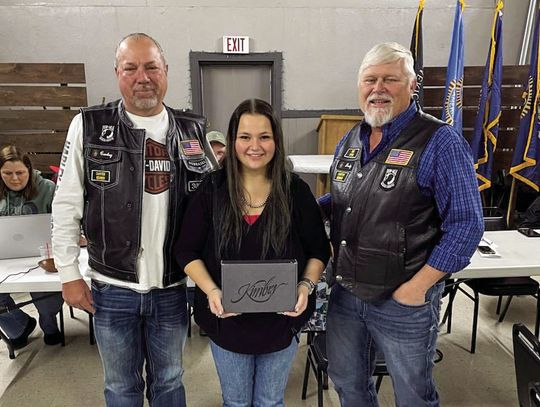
[320,102,484,273]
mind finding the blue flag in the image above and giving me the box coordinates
[442,0,465,133]
[510,4,540,192]
[470,0,503,191]
[410,0,425,107]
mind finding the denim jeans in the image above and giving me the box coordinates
[326,282,443,407]
[92,281,188,407]
[0,292,63,338]
[210,338,298,407]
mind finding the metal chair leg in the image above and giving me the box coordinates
[0,329,15,359]
[375,375,384,393]
[471,291,479,354]
[496,296,503,315]
[59,306,65,346]
[316,364,324,407]
[301,348,311,400]
[534,292,540,338]
[498,296,514,322]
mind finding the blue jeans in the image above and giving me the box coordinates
[0,292,63,337]
[326,282,443,407]
[92,281,188,407]
[210,338,298,407]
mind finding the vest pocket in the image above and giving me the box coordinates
[355,246,406,288]
[85,148,122,190]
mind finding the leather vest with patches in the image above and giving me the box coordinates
[81,99,215,285]
[330,112,443,303]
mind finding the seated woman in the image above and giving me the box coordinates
[0,145,64,349]
[176,99,330,406]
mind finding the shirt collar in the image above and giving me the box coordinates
[360,101,418,163]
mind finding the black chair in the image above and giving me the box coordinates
[300,331,390,407]
[444,207,540,353]
[513,324,540,407]
[531,382,540,407]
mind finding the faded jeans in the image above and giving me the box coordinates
[326,282,443,407]
[92,281,188,407]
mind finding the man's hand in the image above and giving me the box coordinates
[392,280,427,306]
[62,279,95,314]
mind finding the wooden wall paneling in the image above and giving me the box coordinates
[0,86,87,107]
[0,63,86,84]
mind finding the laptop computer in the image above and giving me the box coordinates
[221,259,298,313]
[0,213,52,259]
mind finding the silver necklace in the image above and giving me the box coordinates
[242,195,269,209]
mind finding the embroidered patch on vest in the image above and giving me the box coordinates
[91,170,111,183]
[380,168,401,190]
[99,125,115,142]
[188,180,202,192]
[337,160,354,172]
[334,171,349,183]
[343,148,359,159]
[384,149,413,166]
[180,139,203,156]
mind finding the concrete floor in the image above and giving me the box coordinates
[0,288,537,407]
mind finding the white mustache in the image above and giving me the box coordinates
[367,94,392,103]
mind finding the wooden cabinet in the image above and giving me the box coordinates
[316,114,362,196]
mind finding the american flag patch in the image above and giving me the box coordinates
[384,149,414,166]
[180,140,203,156]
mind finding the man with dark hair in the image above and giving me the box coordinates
[321,42,484,406]
[52,33,215,406]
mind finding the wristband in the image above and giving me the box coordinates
[297,278,316,295]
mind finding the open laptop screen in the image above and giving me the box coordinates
[221,259,297,313]
[0,213,52,259]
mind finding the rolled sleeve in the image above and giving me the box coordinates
[419,125,484,273]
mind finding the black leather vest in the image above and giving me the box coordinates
[81,99,215,285]
[330,112,443,302]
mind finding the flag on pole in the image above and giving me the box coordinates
[510,4,540,192]
[410,0,425,107]
[442,0,465,133]
[470,0,504,191]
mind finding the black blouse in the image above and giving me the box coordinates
[175,170,330,354]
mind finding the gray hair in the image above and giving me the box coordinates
[357,42,416,87]
[114,33,166,68]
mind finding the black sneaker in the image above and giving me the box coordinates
[44,331,63,346]
[9,317,37,350]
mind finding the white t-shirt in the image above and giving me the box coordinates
[52,107,181,292]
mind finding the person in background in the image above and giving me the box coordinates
[206,130,227,165]
[52,33,215,406]
[0,145,64,349]
[320,42,484,406]
[175,98,330,407]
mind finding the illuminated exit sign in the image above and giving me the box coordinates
[222,36,249,54]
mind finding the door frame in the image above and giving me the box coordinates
[189,52,283,119]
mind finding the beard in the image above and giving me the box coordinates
[362,94,394,128]
[133,95,159,111]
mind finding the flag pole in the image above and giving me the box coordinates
[506,178,517,228]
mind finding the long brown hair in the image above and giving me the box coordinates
[218,99,291,259]
[0,145,37,201]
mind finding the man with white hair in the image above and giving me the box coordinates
[321,42,483,406]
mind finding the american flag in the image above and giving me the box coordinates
[180,140,203,156]
[385,149,414,166]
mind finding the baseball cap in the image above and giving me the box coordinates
[206,131,226,146]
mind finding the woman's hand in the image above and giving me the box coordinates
[207,288,240,319]
[281,284,309,317]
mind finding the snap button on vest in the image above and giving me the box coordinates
[345,207,352,214]
[336,275,343,282]
[357,172,363,179]
[340,240,347,246]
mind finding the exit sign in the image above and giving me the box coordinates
[222,36,249,54]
